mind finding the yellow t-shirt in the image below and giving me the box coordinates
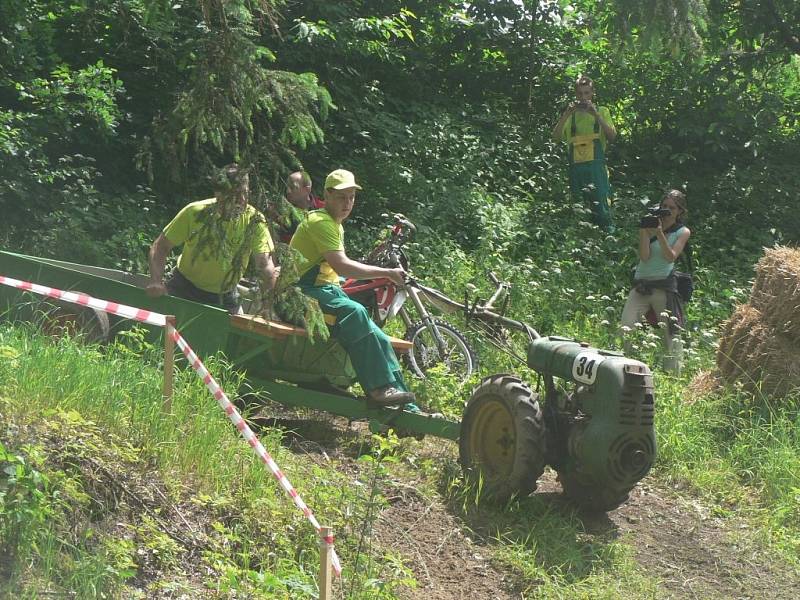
[289,209,344,286]
[561,106,614,150]
[164,198,274,293]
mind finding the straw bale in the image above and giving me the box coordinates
[716,304,763,380]
[717,302,800,398]
[749,247,800,342]
[726,318,768,389]
[748,330,800,398]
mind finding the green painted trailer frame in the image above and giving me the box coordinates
[0,250,460,441]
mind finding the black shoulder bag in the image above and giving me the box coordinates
[674,236,694,303]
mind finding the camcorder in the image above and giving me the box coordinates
[639,207,671,228]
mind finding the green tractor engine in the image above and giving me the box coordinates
[460,336,655,511]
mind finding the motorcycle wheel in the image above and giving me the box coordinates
[403,319,477,383]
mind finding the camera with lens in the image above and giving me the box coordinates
[639,207,671,228]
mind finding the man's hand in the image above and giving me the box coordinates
[580,100,598,116]
[385,267,407,286]
[145,281,168,298]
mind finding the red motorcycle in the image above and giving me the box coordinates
[342,214,477,382]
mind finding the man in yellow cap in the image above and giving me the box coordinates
[290,169,415,406]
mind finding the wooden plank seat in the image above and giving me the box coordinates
[230,314,413,353]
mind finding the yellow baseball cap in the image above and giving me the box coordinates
[324,169,362,190]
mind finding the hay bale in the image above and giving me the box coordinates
[749,246,800,342]
[716,304,763,381]
[755,333,800,398]
[717,303,800,398]
[716,248,800,399]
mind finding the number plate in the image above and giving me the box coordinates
[572,351,606,385]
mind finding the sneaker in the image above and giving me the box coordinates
[368,386,416,406]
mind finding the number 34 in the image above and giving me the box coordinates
[572,351,605,385]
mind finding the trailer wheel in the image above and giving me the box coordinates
[459,375,545,501]
[556,471,631,513]
[403,319,477,383]
[36,300,110,344]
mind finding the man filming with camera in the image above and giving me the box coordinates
[551,74,617,232]
[621,190,692,373]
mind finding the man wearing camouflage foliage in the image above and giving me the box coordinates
[146,163,277,314]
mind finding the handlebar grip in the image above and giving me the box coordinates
[488,271,500,285]
[393,213,416,235]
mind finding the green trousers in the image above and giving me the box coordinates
[298,283,409,393]
[569,158,614,231]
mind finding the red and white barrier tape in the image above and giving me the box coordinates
[0,274,342,577]
[0,275,166,327]
[168,324,342,576]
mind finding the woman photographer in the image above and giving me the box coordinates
[621,190,691,373]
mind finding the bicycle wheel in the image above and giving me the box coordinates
[403,319,478,383]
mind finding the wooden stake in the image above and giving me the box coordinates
[163,315,176,414]
[318,526,333,600]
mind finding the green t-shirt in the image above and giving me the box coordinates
[560,106,614,150]
[164,198,274,293]
[289,209,344,286]
[635,227,687,281]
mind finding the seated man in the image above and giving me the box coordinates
[289,169,414,406]
[273,170,325,243]
[146,163,277,314]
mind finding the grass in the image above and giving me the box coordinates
[654,372,800,560]
[0,324,415,599]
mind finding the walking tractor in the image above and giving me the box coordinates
[0,248,655,512]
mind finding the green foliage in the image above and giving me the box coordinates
[271,243,329,341]
[0,441,56,565]
[139,0,333,189]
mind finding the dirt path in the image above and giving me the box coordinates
[368,461,799,600]
[373,478,518,600]
[607,479,798,599]
[275,416,799,600]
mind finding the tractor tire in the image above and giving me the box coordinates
[556,471,632,513]
[459,374,546,501]
[36,300,110,344]
[403,319,477,383]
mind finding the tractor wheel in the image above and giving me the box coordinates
[403,319,478,383]
[556,471,632,513]
[459,374,545,501]
[36,300,110,344]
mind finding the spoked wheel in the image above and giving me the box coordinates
[459,375,546,501]
[403,319,477,383]
[35,300,110,344]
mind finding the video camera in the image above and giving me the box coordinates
[639,207,671,228]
